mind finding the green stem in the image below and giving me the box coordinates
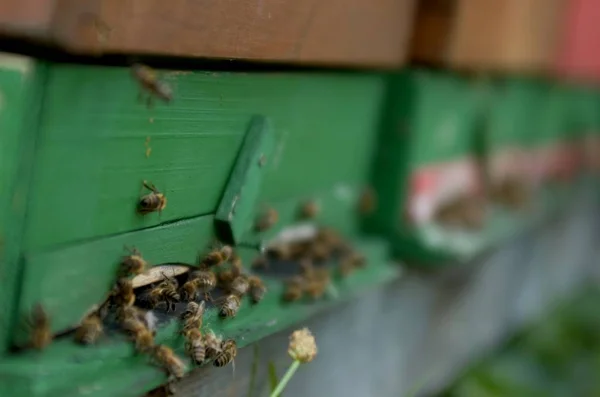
[269,360,301,397]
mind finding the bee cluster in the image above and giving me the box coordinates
[253,227,367,303]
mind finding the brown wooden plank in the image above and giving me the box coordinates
[0,0,417,68]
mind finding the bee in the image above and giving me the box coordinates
[186,270,217,301]
[147,276,180,312]
[132,64,173,104]
[112,278,136,308]
[298,200,320,219]
[304,268,330,300]
[203,330,222,360]
[338,256,356,278]
[152,345,186,388]
[213,339,237,367]
[266,242,291,260]
[26,304,52,351]
[138,181,167,215]
[252,255,268,270]
[182,327,206,365]
[255,208,278,231]
[299,258,315,278]
[282,276,304,302]
[120,246,147,277]
[229,275,249,297]
[200,245,233,268]
[309,240,331,262]
[122,313,155,353]
[218,294,241,318]
[358,187,377,214]
[181,301,205,330]
[74,313,103,345]
[248,275,267,304]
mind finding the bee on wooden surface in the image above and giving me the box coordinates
[152,345,186,393]
[132,64,173,105]
[213,339,237,367]
[120,246,147,277]
[358,187,377,214]
[203,330,222,360]
[74,313,103,345]
[252,255,268,270]
[138,181,167,215]
[282,276,304,302]
[181,301,205,330]
[148,276,180,312]
[229,275,249,297]
[26,304,52,350]
[298,200,320,219]
[218,294,241,318]
[248,275,267,304]
[182,327,206,365]
[185,270,217,301]
[200,244,233,268]
[112,277,136,308]
[255,208,278,232]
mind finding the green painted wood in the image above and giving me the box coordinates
[17,215,214,338]
[24,66,384,250]
[2,239,398,397]
[215,115,276,244]
[0,54,46,352]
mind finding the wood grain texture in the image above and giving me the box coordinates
[6,238,397,397]
[24,66,384,250]
[1,0,417,68]
[0,54,45,352]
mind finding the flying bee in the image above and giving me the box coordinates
[200,244,233,268]
[120,246,147,277]
[137,181,167,215]
[282,276,304,302]
[26,304,52,350]
[255,208,278,232]
[213,339,237,367]
[203,330,222,360]
[182,327,206,365]
[74,313,103,345]
[218,294,241,318]
[181,301,205,330]
[298,200,320,219]
[248,275,267,304]
[132,64,173,105]
[187,270,216,301]
[112,277,136,308]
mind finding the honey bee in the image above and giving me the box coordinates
[200,245,233,268]
[338,257,356,278]
[26,304,52,350]
[213,339,237,367]
[147,276,180,312]
[282,276,304,302]
[248,275,267,304]
[304,268,331,300]
[358,187,377,214]
[299,200,320,219]
[74,313,103,345]
[138,181,167,215]
[132,64,173,104]
[229,276,249,297]
[182,327,206,365]
[309,240,331,262]
[218,294,241,318]
[121,313,156,353]
[120,246,147,277]
[266,242,292,260]
[252,255,268,270]
[181,301,205,330]
[185,270,217,301]
[112,278,136,308]
[203,330,222,360]
[152,345,186,385]
[299,258,315,278]
[255,208,278,231]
